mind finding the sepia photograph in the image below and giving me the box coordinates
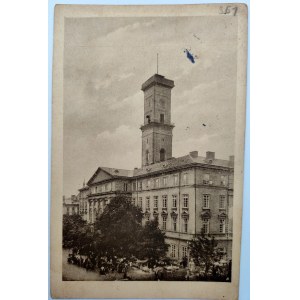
[51,4,247,299]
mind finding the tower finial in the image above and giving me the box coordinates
[83,178,85,187]
[157,53,158,74]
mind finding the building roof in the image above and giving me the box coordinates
[141,74,174,91]
[132,154,233,177]
[100,167,134,178]
[87,153,233,186]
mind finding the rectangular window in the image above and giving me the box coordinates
[163,177,167,187]
[105,183,109,191]
[202,218,209,234]
[183,173,188,185]
[146,179,151,189]
[171,244,176,258]
[154,196,158,208]
[154,178,159,188]
[173,174,178,186]
[146,197,150,210]
[95,186,98,193]
[132,197,136,206]
[172,216,177,231]
[146,215,150,222]
[162,216,167,230]
[124,183,128,191]
[182,246,188,259]
[138,181,142,191]
[219,195,226,209]
[160,114,165,123]
[220,175,226,186]
[172,195,177,208]
[138,197,143,209]
[183,218,188,233]
[183,194,189,208]
[220,219,226,233]
[203,194,210,208]
[132,182,136,191]
[203,174,210,184]
[162,195,168,208]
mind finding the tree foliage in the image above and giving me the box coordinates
[139,218,169,261]
[94,196,168,261]
[63,214,87,249]
[189,232,220,275]
[63,196,169,263]
[94,196,144,258]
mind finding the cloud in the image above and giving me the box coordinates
[95,125,141,169]
[108,91,142,111]
[92,72,135,90]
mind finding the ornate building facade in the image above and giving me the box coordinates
[74,74,234,261]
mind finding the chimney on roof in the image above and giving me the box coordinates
[229,155,234,166]
[189,151,198,158]
[206,151,215,160]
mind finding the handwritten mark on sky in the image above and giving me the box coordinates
[193,33,201,41]
[183,48,199,64]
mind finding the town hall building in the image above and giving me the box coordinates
[71,73,234,261]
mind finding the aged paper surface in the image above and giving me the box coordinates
[51,4,247,299]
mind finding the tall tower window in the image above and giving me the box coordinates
[160,114,165,123]
[146,150,150,165]
[146,115,151,123]
[160,148,166,161]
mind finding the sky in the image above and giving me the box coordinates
[63,16,238,196]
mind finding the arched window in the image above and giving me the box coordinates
[146,150,150,164]
[160,148,166,161]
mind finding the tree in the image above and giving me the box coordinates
[189,232,220,276]
[138,218,169,263]
[94,195,144,258]
[63,214,87,249]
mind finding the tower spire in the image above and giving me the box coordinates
[157,53,158,74]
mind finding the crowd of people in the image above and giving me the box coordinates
[66,249,231,281]
[67,250,133,279]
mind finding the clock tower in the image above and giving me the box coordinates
[140,74,175,167]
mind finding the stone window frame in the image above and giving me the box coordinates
[173,174,179,186]
[162,195,168,208]
[202,218,210,234]
[162,215,167,230]
[183,173,188,185]
[172,194,177,208]
[219,195,226,209]
[183,217,188,233]
[219,218,226,233]
[183,194,189,208]
[146,196,150,210]
[171,244,176,258]
[172,216,177,231]
[203,194,210,209]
